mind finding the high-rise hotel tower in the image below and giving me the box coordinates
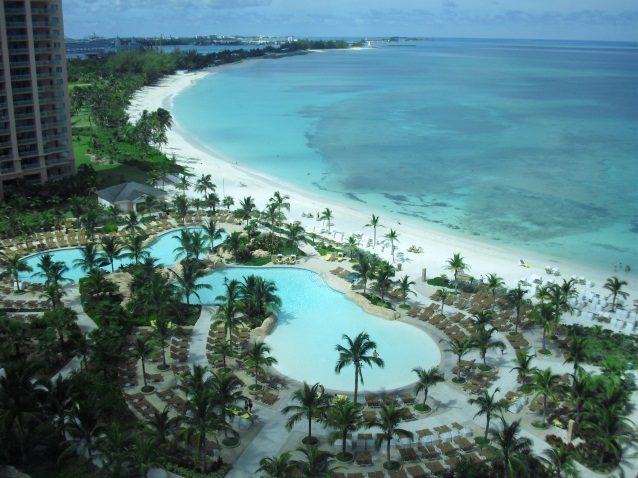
[0,0,75,199]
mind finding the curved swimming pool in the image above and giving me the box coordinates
[194,267,441,393]
[19,228,228,283]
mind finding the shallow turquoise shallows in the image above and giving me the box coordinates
[194,267,441,393]
[19,228,228,283]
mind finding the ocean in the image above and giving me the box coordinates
[171,38,638,271]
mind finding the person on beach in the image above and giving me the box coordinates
[319,384,325,396]
[248,400,253,413]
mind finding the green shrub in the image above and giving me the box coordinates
[102,223,118,233]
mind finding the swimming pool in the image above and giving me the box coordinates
[194,267,441,393]
[19,228,228,283]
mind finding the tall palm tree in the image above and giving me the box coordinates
[151,315,173,370]
[397,275,416,305]
[0,251,32,291]
[373,260,396,302]
[383,229,400,262]
[510,350,537,385]
[353,254,373,294]
[325,398,366,458]
[489,416,533,478]
[568,368,593,426]
[320,208,334,233]
[209,369,246,439]
[412,366,445,410]
[364,214,384,248]
[100,235,123,272]
[172,194,190,225]
[563,336,590,373]
[124,210,142,232]
[472,308,494,331]
[146,405,182,450]
[441,336,476,382]
[281,382,329,444]
[96,422,133,478]
[580,402,636,466]
[290,444,338,477]
[547,283,575,329]
[483,273,505,309]
[541,446,581,478]
[121,233,150,266]
[195,173,215,200]
[344,235,359,259]
[177,174,191,196]
[237,196,257,225]
[262,202,282,250]
[214,278,243,348]
[242,341,278,387]
[240,275,282,327]
[202,219,225,253]
[603,276,629,312]
[505,286,529,334]
[445,252,470,291]
[222,195,235,210]
[73,241,100,274]
[437,288,449,314]
[61,397,106,463]
[270,191,290,232]
[257,451,295,478]
[128,433,167,478]
[171,259,211,306]
[286,222,306,255]
[206,191,220,214]
[134,335,157,391]
[529,302,555,353]
[469,387,505,440]
[334,331,385,404]
[475,327,505,368]
[522,368,563,427]
[0,360,46,463]
[143,194,158,219]
[373,401,414,469]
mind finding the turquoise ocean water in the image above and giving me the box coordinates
[172,39,638,271]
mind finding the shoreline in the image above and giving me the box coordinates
[127,64,638,302]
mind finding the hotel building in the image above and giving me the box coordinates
[0,0,75,199]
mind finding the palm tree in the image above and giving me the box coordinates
[344,235,359,259]
[441,336,476,382]
[510,350,537,385]
[364,214,384,248]
[240,275,282,326]
[334,331,384,404]
[529,302,555,352]
[124,210,142,232]
[222,195,235,210]
[383,229,400,262]
[100,235,122,272]
[541,446,581,478]
[580,402,636,466]
[172,194,190,225]
[373,401,414,469]
[547,283,575,329]
[475,327,505,368]
[522,368,563,427]
[96,422,133,478]
[483,273,505,309]
[270,191,290,232]
[445,252,470,291]
[397,275,416,305]
[146,405,182,450]
[195,173,215,199]
[206,191,220,214]
[202,219,225,253]
[469,387,505,440]
[320,208,334,233]
[143,194,158,219]
[290,444,337,477]
[412,366,444,410]
[603,276,629,312]
[128,433,167,478]
[171,259,211,306]
[214,278,243,348]
[243,341,278,387]
[73,241,100,274]
[42,374,78,441]
[209,369,245,439]
[325,398,366,458]
[286,222,306,255]
[62,397,105,463]
[563,336,590,373]
[505,286,529,334]
[151,315,173,370]
[237,196,257,224]
[568,368,593,426]
[134,335,157,391]
[437,288,449,314]
[373,260,396,302]
[353,254,373,294]
[177,174,191,196]
[0,251,32,291]
[0,360,46,463]
[121,233,150,265]
[281,382,329,445]
[472,308,494,331]
[257,451,295,478]
[489,416,533,478]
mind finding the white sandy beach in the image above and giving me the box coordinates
[127,64,638,305]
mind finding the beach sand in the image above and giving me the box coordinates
[127,65,638,303]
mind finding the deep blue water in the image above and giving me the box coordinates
[173,39,638,270]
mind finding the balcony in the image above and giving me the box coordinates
[45,157,70,167]
[44,144,69,154]
[17,136,37,146]
[14,112,36,120]
[0,167,17,175]
[22,161,43,171]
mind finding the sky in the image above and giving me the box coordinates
[62,0,638,42]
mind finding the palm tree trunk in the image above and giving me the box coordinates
[342,430,347,455]
[354,369,359,404]
[142,360,148,389]
[484,415,490,440]
[386,438,391,468]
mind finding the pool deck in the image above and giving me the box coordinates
[3,218,636,477]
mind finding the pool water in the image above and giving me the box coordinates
[20,228,228,283]
[195,267,441,393]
